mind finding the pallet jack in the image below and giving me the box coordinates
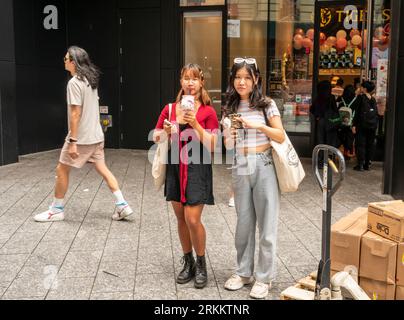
[280,145,370,300]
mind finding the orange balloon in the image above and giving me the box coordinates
[320,32,326,45]
[326,36,337,47]
[350,29,361,38]
[351,35,362,46]
[336,38,347,51]
[336,30,347,39]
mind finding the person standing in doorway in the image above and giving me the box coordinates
[34,46,133,222]
[222,57,285,299]
[352,81,378,171]
[153,63,219,289]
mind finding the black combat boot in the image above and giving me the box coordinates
[194,255,208,289]
[177,252,196,284]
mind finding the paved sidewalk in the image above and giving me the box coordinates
[0,149,393,300]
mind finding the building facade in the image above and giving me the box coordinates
[0,0,403,197]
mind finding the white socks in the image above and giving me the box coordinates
[113,190,126,205]
[51,198,64,213]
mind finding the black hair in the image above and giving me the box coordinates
[67,46,101,89]
[361,80,376,94]
[224,59,270,115]
[354,77,361,88]
[342,84,356,102]
[336,78,344,86]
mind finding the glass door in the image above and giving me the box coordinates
[183,11,223,116]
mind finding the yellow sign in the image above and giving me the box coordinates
[320,8,332,27]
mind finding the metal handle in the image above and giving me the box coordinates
[312,144,346,197]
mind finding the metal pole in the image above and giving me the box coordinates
[365,0,373,80]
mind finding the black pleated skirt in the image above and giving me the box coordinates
[164,141,215,206]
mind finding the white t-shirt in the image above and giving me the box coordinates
[66,76,104,145]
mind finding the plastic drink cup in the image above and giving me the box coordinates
[181,95,195,112]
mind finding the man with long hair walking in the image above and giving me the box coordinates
[34,46,133,222]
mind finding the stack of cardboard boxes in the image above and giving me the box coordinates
[331,201,404,300]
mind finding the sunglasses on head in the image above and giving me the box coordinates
[234,57,257,69]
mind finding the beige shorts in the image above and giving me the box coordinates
[59,141,105,169]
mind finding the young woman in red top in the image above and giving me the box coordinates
[154,64,219,289]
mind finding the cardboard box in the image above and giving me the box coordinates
[359,277,395,300]
[331,207,368,273]
[397,243,404,286]
[360,231,397,284]
[367,200,404,243]
[396,286,404,300]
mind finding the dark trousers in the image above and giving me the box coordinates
[356,127,376,166]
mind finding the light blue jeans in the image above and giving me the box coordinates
[232,149,280,283]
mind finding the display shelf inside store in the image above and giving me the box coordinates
[319,68,361,76]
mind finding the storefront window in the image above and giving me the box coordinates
[180,0,225,6]
[227,0,269,95]
[370,0,390,127]
[268,0,314,133]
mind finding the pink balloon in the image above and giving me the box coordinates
[302,37,312,48]
[351,35,362,46]
[336,30,347,39]
[306,29,315,40]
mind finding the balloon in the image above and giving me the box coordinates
[379,35,388,45]
[293,42,303,50]
[350,29,361,38]
[320,32,326,45]
[302,37,312,48]
[351,35,362,46]
[336,38,347,51]
[326,36,337,47]
[295,28,304,36]
[336,30,347,39]
[306,29,314,40]
[374,26,385,39]
[320,44,330,53]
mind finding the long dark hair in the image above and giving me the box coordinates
[176,63,211,106]
[224,59,270,116]
[67,46,101,89]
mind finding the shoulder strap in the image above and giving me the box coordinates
[347,96,357,108]
[168,103,172,120]
[262,108,270,127]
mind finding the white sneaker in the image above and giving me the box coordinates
[228,197,235,207]
[249,281,271,299]
[224,274,254,291]
[112,202,133,221]
[34,206,65,222]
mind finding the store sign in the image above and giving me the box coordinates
[43,5,58,30]
[321,6,391,30]
[228,19,240,38]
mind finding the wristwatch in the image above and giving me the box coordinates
[68,138,78,144]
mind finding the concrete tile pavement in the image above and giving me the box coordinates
[0,149,393,300]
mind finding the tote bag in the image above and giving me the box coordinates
[271,132,305,193]
[152,104,172,190]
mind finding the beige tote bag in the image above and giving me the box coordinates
[271,132,305,193]
[152,104,172,190]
